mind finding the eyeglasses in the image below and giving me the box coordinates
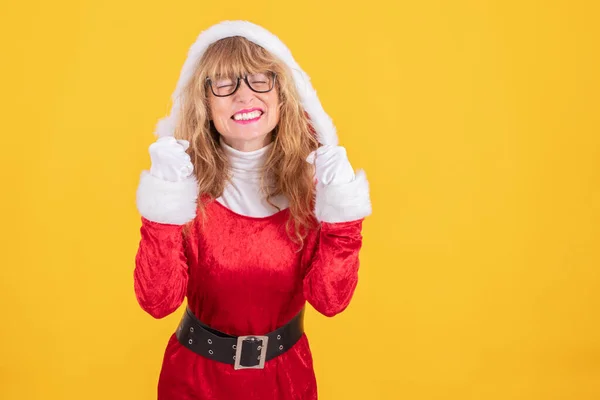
[206,71,277,97]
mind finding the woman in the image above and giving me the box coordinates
[134,20,372,399]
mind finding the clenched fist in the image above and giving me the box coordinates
[306,145,355,186]
[149,137,194,182]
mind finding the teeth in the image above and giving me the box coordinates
[233,110,261,121]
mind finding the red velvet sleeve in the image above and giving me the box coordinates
[302,219,364,317]
[134,217,190,319]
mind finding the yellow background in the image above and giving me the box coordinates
[1,0,599,399]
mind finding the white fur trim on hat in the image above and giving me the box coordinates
[154,20,338,146]
[135,171,199,225]
[315,169,372,223]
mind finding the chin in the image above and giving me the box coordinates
[229,132,266,141]
[232,127,274,140]
[220,131,272,148]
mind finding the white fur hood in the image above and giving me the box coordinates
[153,20,338,147]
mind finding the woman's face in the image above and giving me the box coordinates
[208,74,280,152]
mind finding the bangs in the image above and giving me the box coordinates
[201,36,279,80]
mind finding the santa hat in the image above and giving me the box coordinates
[154,20,338,147]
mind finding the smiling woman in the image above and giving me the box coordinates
[133,20,372,399]
[201,38,282,151]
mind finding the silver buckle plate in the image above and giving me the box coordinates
[234,335,269,370]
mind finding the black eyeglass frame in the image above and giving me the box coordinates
[205,72,277,97]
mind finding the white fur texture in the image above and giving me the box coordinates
[135,171,199,225]
[315,169,372,223]
[154,20,338,146]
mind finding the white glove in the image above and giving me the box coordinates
[149,136,194,182]
[306,145,355,185]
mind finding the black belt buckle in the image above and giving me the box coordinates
[234,335,269,370]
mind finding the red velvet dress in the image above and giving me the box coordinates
[134,198,364,399]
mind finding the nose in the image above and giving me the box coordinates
[233,79,255,103]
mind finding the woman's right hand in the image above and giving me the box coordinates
[149,136,194,182]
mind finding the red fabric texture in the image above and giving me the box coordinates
[134,199,364,399]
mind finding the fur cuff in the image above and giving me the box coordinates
[135,170,199,225]
[315,169,372,223]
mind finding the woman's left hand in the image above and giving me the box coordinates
[306,145,355,185]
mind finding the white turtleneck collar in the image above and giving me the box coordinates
[219,137,274,181]
[216,136,289,217]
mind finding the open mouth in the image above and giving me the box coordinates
[231,108,264,124]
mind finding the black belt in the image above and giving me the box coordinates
[175,306,305,370]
